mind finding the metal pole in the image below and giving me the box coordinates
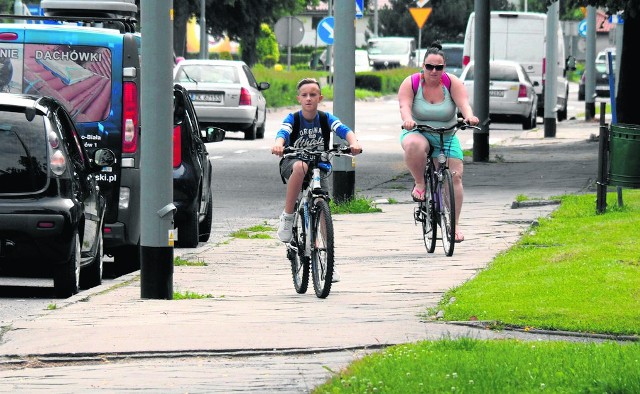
[472,0,490,162]
[585,6,596,120]
[140,0,174,299]
[199,0,207,59]
[596,102,608,214]
[544,1,558,138]
[13,0,23,15]
[332,0,356,203]
[327,0,333,85]
[287,16,292,71]
[374,0,379,37]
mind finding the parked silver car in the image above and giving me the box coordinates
[461,60,538,130]
[173,59,270,140]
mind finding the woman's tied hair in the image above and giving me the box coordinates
[424,40,446,63]
[296,77,321,91]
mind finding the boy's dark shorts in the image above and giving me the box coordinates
[279,157,329,189]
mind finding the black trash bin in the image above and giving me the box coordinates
[608,123,640,188]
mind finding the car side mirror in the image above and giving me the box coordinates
[533,81,540,87]
[91,148,116,170]
[205,126,225,143]
[259,81,270,91]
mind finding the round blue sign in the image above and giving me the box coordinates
[317,16,335,45]
[578,19,587,37]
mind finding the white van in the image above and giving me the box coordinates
[463,11,572,121]
[367,37,416,70]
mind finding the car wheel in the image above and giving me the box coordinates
[178,208,199,248]
[557,89,568,122]
[578,86,585,101]
[199,191,213,242]
[256,113,266,139]
[522,107,535,130]
[54,231,80,298]
[244,116,257,140]
[80,230,103,289]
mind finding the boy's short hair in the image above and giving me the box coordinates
[296,77,321,92]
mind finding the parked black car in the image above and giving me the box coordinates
[173,84,225,247]
[0,94,115,298]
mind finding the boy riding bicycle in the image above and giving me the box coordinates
[271,78,362,250]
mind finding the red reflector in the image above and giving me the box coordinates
[0,32,18,40]
[463,55,470,66]
[173,125,182,168]
[518,84,528,98]
[239,87,252,106]
[37,222,55,229]
[104,227,112,234]
[122,82,139,154]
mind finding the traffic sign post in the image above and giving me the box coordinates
[355,0,363,19]
[274,16,304,71]
[578,19,587,37]
[317,16,335,45]
[409,7,432,57]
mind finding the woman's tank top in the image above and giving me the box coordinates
[411,83,457,130]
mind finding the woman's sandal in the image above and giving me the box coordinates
[455,230,465,243]
[411,185,426,202]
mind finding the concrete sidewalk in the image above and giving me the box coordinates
[0,119,603,392]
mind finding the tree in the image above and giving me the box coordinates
[566,0,640,124]
[203,0,312,66]
[374,0,513,47]
[173,0,199,58]
[256,23,280,67]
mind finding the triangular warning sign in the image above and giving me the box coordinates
[410,7,432,29]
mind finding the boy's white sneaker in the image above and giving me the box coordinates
[277,212,295,242]
[332,268,340,283]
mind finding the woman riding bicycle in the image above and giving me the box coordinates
[398,41,479,243]
[272,78,362,244]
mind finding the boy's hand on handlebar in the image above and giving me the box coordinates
[271,144,285,157]
[349,142,363,155]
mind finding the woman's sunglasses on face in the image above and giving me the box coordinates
[424,63,444,71]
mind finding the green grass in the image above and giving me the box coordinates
[330,195,382,214]
[47,304,57,310]
[432,190,640,335]
[173,290,213,300]
[174,256,207,266]
[230,222,275,239]
[315,339,640,393]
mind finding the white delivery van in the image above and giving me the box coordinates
[463,11,571,121]
[367,37,416,70]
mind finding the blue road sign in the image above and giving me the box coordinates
[318,16,335,45]
[355,0,364,19]
[578,19,587,37]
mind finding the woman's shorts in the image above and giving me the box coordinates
[400,129,463,160]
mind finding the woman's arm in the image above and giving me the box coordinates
[398,76,417,130]
[448,74,479,125]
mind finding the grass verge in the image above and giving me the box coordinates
[314,338,640,393]
[230,222,275,239]
[433,190,640,335]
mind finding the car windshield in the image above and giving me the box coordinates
[0,110,48,194]
[464,64,519,82]
[367,40,410,55]
[443,47,463,68]
[176,65,239,84]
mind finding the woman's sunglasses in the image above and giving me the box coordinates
[424,63,444,71]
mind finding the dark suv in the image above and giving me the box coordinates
[0,94,115,298]
[173,84,224,247]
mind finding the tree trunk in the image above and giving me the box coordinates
[616,12,638,125]
[173,1,190,58]
[241,31,258,66]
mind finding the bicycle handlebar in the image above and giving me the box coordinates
[283,145,356,159]
[403,119,482,134]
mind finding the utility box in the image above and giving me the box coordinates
[608,123,640,188]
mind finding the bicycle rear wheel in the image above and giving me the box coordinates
[288,207,309,294]
[422,166,437,253]
[311,199,334,298]
[439,169,456,256]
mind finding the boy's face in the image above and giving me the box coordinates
[296,82,323,111]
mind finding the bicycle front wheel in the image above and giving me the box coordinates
[439,169,456,256]
[422,167,437,253]
[311,199,334,298]
[289,207,309,294]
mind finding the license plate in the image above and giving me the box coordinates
[191,93,223,103]
[489,90,504,97]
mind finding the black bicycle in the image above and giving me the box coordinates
[283,145,353,298]
[411,120,480,256]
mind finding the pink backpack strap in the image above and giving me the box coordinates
[411,72,421,95]
[441,72,451,90]
[412,72,451,95]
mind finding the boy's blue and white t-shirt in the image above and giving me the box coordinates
[275,111,352,149]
